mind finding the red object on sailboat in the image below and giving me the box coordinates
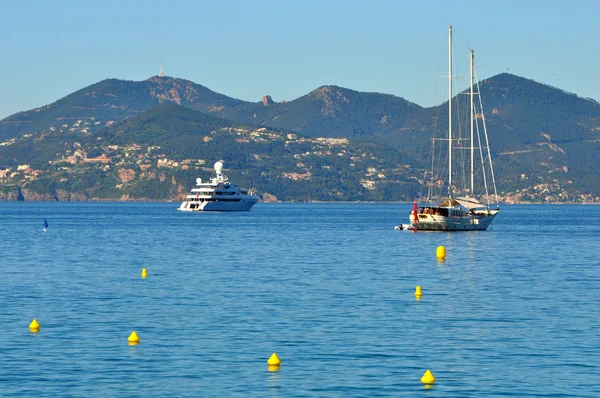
[413,200,418,224]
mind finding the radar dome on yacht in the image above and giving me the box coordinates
[196,178,202,185]
[214,161,224,173]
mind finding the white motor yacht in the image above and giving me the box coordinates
[178,161,259,212]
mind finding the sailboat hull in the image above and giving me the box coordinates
[410,212,497,231]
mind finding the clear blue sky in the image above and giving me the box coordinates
[0,0,598,119]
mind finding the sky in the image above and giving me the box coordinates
[0,0,599,119]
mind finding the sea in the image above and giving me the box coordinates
[1,202,599,397]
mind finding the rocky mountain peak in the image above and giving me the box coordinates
[262,95,274,106]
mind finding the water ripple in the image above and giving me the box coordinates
[0,203,599,396]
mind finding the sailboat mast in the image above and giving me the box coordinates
[448,25,453,197]
[470,49,475,195]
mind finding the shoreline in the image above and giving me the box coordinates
[1,199,598,205]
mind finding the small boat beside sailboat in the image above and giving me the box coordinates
[397,25,499,231]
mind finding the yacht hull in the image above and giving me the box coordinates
[178,197,259,212]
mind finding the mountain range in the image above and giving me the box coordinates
[1,73,600,202]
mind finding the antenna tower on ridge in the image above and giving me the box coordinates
[160,58,164,77]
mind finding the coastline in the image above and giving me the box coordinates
[1,198,598,205]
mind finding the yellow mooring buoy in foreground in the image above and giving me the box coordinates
[414,286,422,299]
[141,268,148,278]
[128,331,140,345]
[267,353,281,367]
[436,246,446,260]
[29,319,40,332]
[421,369,436,384]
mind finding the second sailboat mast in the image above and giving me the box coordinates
[448,25,453,198]
[470,49,475,195]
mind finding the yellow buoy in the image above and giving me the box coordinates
[128,331,140,344]
[421,369,436,384]
[267,365,281,372]
[141,268,148,278]
[436,246,446,259]
[414,286,422,299]
[29,319,40,331]
[267,353,281,366]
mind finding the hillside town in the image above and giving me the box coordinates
[0,117,597,203]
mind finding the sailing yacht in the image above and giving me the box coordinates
[397,26,499,231]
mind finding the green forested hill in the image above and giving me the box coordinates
[234,86,426,138]
[0,76,245,141]
[100,102,234,145]
[470,74,600,195]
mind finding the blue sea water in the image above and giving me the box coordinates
[1,202,599,397]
